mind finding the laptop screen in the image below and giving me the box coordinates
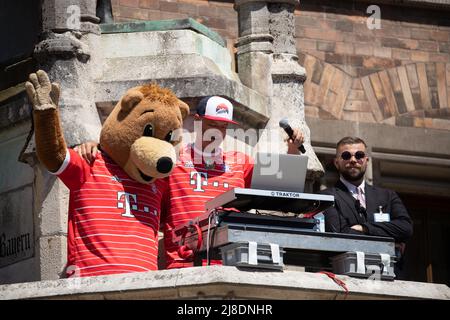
[250,152,308,193]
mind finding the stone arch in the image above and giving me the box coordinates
[300,52,450,129]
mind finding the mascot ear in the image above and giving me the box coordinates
[179,101,190,120]
[122,89,144,112]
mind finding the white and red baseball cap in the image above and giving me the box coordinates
[196,96,238,125]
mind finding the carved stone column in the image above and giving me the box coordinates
[268,0,324,185]
[42,0,101,35]
[234,0,324,189]
[234,0,274,97]
[21,0,103,280]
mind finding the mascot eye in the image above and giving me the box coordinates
[143,124,153,137]
[165,131,173,142]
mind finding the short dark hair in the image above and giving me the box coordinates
[336,136,367,149]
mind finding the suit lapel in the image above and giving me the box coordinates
[335,180,362,223]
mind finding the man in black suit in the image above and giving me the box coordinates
[322,137,413,247]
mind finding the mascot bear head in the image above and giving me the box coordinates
[100,84,189,184]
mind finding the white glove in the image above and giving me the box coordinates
[25,70,60,111]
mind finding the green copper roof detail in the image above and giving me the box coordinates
[100,18,226,47]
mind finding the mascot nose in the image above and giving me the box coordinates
[157,157,173,174]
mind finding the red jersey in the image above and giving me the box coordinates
[161,144,254,269]
[56,149,167,277]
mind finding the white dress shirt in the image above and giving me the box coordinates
[340,176,366,208]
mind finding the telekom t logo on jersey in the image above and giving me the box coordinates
[117,192,157,218]
[190,172,229,192]
[190,172,208,192]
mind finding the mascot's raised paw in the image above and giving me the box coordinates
[25,70,61,111]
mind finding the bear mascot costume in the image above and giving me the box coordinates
[26,70,189,277]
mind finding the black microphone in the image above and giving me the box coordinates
[279,118,306,154]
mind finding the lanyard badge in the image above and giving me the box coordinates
[374,205,390,222]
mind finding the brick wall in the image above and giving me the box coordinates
[111,0,450,131]
[296,1,450,130]
[296,1,450,76]
[112,0,238,40]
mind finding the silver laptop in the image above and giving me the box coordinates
[251,152,308,193]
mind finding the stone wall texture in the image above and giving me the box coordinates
[111,0,450,131]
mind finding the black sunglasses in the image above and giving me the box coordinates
[340,151,366,160]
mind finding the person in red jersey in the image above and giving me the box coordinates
[162,96,253,268]
[77,96,305,269]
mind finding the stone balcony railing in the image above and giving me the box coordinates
[1,266,449,300]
